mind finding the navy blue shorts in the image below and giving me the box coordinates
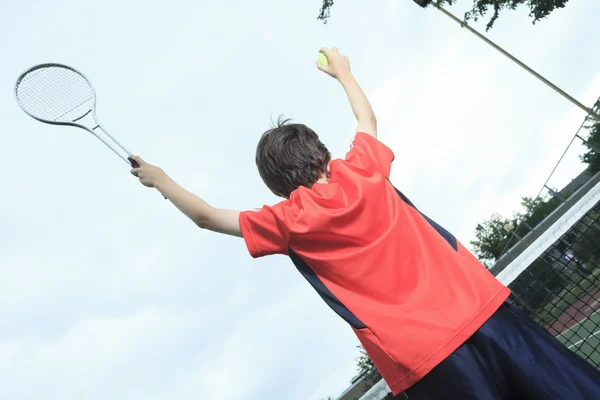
[400,302,600,400]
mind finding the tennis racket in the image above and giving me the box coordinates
[14,63,165,198]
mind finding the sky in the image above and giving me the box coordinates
[0,0,599,399]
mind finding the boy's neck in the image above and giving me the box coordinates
[316,171,329,184]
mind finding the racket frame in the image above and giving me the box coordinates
[14,63,134,167]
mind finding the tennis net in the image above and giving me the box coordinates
[359,172,600,400]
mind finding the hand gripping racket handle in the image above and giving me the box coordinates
[128,157,168,200]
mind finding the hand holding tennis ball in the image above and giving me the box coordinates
[316,47,351,81]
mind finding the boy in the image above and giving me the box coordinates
[130,48,600,399]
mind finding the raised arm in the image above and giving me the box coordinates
[129,156,242,237]
[317,47,377,138]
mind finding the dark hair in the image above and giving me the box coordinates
[255,116,331,198]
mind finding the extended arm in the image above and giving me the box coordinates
[157,177,242,237]
[317,47,377,138]
[129,156,242,237]
[338,73,377,138]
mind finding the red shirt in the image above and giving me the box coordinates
[239,132,510,394]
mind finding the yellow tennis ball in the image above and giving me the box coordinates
[317,51,329,66]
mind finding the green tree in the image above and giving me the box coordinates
[471,212,519,265]
[319,346,382,400]
[470,192,569,265]
[355,345,382,387]
[521,193,570,229]
[580,100,600,173]
[317,0,569,31]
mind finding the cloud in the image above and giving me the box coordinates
[0,307,189,400]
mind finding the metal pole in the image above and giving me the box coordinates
[431,1,600,122]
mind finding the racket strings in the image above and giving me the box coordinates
[16,66,95,123]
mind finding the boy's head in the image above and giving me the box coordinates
[256,116,331,199]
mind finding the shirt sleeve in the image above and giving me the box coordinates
[344,132,395,178]
[238,200,298,258]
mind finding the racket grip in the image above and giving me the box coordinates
[128,157,140,168]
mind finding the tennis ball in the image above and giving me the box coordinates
[317,51,329,67]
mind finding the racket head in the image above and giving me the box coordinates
[14,63,97,127]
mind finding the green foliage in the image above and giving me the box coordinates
[470,192,569,264]
[317,0,570,31]
[522,192,570,229]
[317,0,335,24]
[355,345,382,388]
[437,0,569,31]
[580,100,600,173]
[471,213,519,265]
